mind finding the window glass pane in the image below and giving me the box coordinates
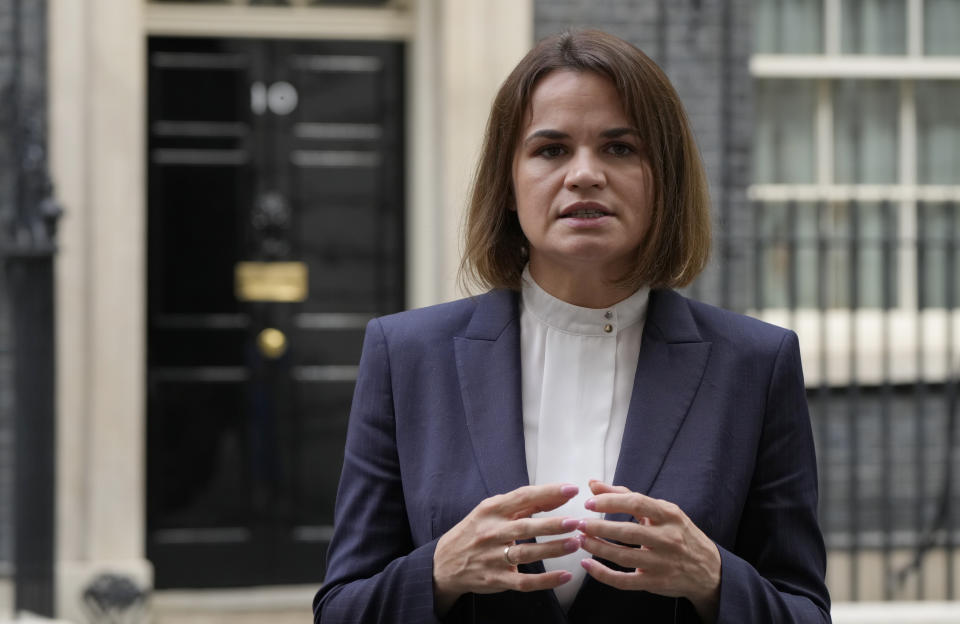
[759,202,822,308]
[919,202,960,308]
[853,201,898,308]
[753,0,822,54]
[754,80,816,184]
[925,0,960,55]
[834,80,899,184]
[841,0,907,55]
[760,201,897,309]
[917,82,960,185]
[824,201,897,308]
[758,202,795,308]
[822,202,851,308]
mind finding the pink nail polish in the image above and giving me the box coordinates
[558,571,573,583]
[563,537,579,553]
[577,520,587,531]
[561,484,578,497]
[580,559,593,570]
[561,517,579,531]
[584,498,596,511]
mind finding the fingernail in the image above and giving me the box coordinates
[561,517,580,531]
[561,484,578,497]
[558,571,573,584]
[580,559,593,571]
[577,520,587,531]
[563,537,580,553]
[584,497,596,511]
[576,533,587,547]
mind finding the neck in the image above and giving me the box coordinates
[527,261,638,308]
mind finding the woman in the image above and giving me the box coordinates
[314,30,830,623]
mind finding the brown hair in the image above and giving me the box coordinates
[459,29,711,293]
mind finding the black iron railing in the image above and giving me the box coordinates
[0,0,59,616]
[710,198,960,601]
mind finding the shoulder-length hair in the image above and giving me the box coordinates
[459,29,711,293]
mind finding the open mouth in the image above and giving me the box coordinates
[561,209,608,219]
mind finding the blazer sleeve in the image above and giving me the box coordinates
[313,318,443,624]
[712,330,831,624]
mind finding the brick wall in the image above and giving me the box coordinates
[533,0,755,309]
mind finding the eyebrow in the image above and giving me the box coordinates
[600,127,641,139]
[522,127,641,145]
[522,129,569,145]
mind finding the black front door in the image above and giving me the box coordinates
[146,36,404,588]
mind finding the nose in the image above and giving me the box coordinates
[564,149,606,190]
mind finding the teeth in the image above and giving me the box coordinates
[566,209,606,218]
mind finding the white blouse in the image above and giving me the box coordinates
[519,266,649,611]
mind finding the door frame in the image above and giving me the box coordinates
[48,0,530,619]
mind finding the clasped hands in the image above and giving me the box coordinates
[433,480,721,621]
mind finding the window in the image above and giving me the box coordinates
[753,7,960,596]
[751,0,960,316]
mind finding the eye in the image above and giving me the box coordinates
[605,142,636,157]
[535,144,567,159]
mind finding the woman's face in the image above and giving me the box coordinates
[512,70,652,284]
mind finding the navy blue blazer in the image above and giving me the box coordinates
[313,289,831,623]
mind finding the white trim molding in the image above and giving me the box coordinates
[435,0,533,302]
[748,184,960,203]
[755,308,960,387]
[751,55,960,79]
[145,2,415,39]
[833,602,960,624]
[50,0,152,621]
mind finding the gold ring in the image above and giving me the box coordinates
[503,544,518,566]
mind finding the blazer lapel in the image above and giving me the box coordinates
[453,288,711,504]
[453,289,530,498]
[610,289,713,510]
[454,290,563,613]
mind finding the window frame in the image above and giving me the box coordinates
[750,0,960,386]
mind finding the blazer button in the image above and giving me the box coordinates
[603,324,613,333]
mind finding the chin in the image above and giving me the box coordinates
[538,246,636,272]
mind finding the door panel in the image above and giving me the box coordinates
[147,36,404,588]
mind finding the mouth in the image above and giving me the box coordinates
[559,202,612,219]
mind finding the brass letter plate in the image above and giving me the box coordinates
[235,261,309,302]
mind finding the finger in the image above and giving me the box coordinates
[576,518,664,548]
[578,533,646,569]
[585,492,681,524]
[501,516,581,542]
[502,569,574,593]
[588,480,630,495]
[506,537,581,565]
[490,483,579,518]
[580,558,645,592]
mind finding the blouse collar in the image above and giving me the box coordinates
[520,265,650,337]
